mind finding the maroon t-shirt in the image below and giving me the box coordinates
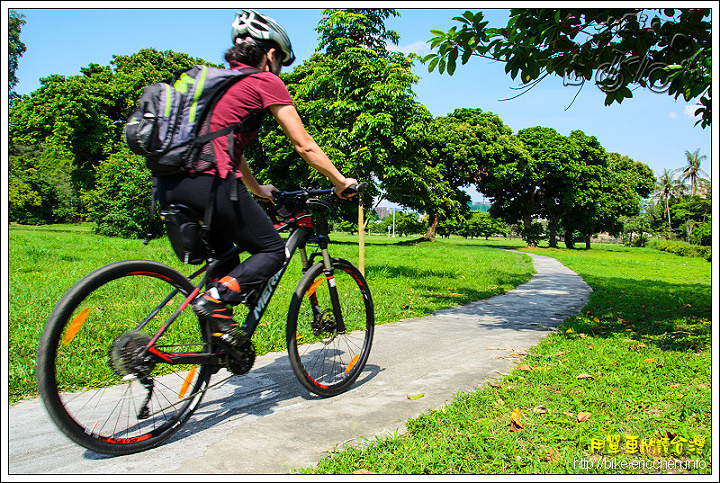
[205,61,293,178]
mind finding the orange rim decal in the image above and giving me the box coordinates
[179,366,197,399]
[345,354,360,373]
[307,279,323,296]
[62,307,92,346]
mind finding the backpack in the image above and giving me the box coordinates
[124,64,265,254]
[123,64,264,177]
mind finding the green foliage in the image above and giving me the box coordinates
[8,149,79,224]
[649,240,711,261]
[249,32,430,222]
[8,9,26,106]
[84,148,155,238]
[521,221,545,246]
[678,148,709,196]
[316,9,401,58]
[669,195,711,243]
[9,48,217,199]
[469,211,507,239]
[424,9,712,128]
[421,108,531,241]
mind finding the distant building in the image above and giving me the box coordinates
[468,202,492,213]
[375,206,392,219]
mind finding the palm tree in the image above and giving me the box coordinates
[679,149,709,197]
[652,168,683,228]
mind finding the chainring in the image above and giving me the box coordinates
[226,340,256,376]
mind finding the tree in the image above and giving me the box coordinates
[424,9,712,128]
[9,48,215,226]
[461,211,507,239]
[316,9,400,58]
[652,168,684,229]
[515,127,600,248]
[678,148,709,196]
[8,9,26,106]
[248,10,430,225]
[562,152,655,248]
[416,108,535,244]
[393,211,424,237]
[387,113,483,242]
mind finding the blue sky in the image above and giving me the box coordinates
[7,5,715,203]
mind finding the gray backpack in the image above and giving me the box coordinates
[124,64,264,177]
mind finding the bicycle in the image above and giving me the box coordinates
[35,184,374,455]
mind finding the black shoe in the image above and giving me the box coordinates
[192,294,249,358]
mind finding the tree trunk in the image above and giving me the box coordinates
[522,214,536,248]
[564,231,575,249]
[548,215,560,248]
[421,212,438,242]
[585,234,591,250]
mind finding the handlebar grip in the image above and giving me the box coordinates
[341,182,367,197]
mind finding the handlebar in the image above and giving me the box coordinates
[274,182,367,201]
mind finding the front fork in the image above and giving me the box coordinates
[301,236,346,334]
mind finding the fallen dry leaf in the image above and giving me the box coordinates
[510,408,523,432]
[545,447,561,463]
[644,358,655,363]
[577,412,591,422]
[407,393,425,400]
[517,364,533,371]
[489,382,501,388]
[353,469,375,474]
[577,373,594,380]
[533,405,547,414]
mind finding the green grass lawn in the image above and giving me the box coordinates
[7,223,532,402]
[302,243,713,475]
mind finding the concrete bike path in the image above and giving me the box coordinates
[7,251,592,475]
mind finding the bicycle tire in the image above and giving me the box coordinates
[286,258,374,397]
[36,259,212,455]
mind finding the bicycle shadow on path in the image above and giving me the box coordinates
[7,251,591,475]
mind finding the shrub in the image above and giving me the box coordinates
[84,148,157,238]
[649,239,711,262]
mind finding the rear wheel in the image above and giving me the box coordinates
[36,260,212,455]
[286,258,374,397]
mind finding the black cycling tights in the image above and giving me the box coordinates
[156,174,286,305]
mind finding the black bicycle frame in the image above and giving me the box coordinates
[141,212,345,367]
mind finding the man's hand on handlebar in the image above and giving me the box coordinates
[255,184,277,204]
[334,178,360,200]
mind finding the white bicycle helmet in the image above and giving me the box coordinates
[231,9,296,66]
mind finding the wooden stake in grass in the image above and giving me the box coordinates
[358,192,365,276]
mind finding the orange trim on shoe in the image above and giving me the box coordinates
[219,276,241,293]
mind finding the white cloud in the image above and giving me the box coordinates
[393,40,432,57]
[669,112,678,120]
[684,104,702,119]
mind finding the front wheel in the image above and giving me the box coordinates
[36,260,212,455]
[287,258,374,397]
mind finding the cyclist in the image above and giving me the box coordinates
[156,9,357,356]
